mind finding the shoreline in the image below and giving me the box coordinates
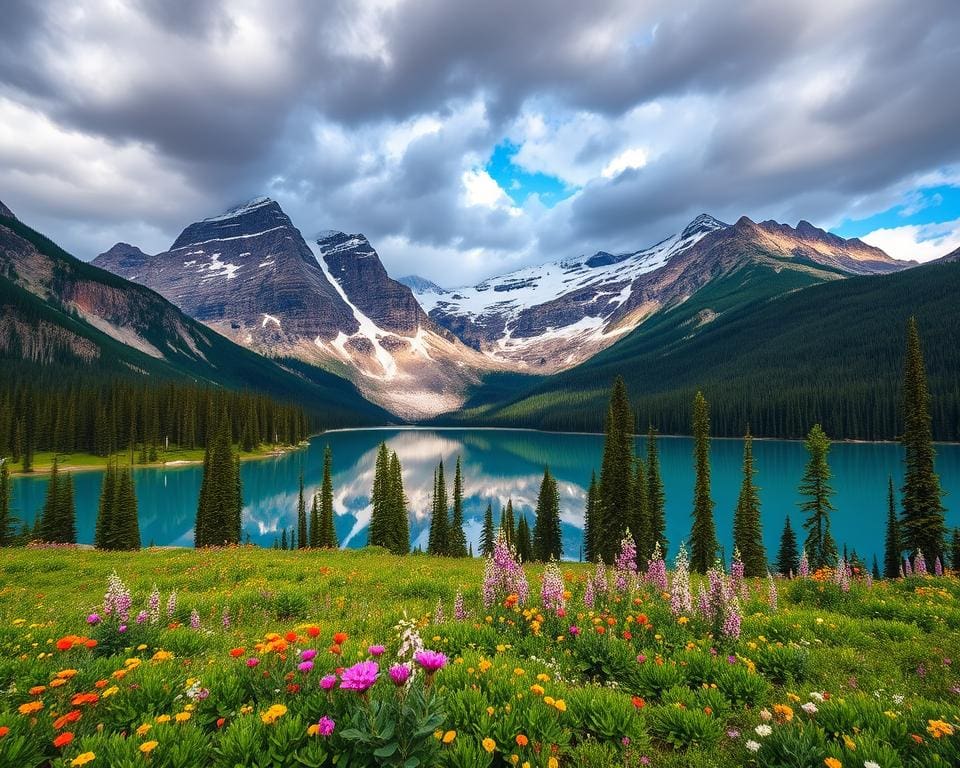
[10,441,309,477]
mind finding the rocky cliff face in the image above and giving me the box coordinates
[0,200,15,220]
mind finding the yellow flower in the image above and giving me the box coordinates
[842,734,856,750]
[544,696,555,706]
[823,758,841,768]
[71,753,96,767]
[260,705,287,725]
[136,723,152,737]
[536,673,550,682]
[479,659,492,673]
[482,738,496,753]
[513,668,525,676]
[57,669,78,679]
[307,724,319,736]
[151,650,173,662]
[155,715,171,724]
[553,699,566,712]
[677,616,689,625]
[442,730,456,744]
[140,741,158,754]
[486,706,495,716]
[175,711,191,723]
[137,644,148,651]
[927,719,955,739]
[530,684,545,696]
[548,759,559,768]
[102,686,119,699]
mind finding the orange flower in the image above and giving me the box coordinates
[56,638,74,651]
[823,759,841,768]
[53,732,74,748]
[333,632,348,645]
[57,670,78,679]
[93,680,109,689]
[0,726,9,738]
[216,717,226,729]
[18,701,44,715]
[285,631,298,643]
[230,648,246,658]
[71,693,99,706]
[632,696,646,709]
[306,626,320,637]
[516,734,529,747]
[329,644,342,655]
[53,711,82,729]
[773,704,794,724]
[49,679,67,688]
[29,686,47,695]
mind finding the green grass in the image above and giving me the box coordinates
[1,548,959,767]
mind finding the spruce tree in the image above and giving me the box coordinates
[319,446,337,548]
[94,462,117,550]
[39,457,61,542]
[280,527,288,550]
[515,514,533,562]
[690,391,717,573]
[799,424,837,569]
[952,528,960,571]
[387,451,409,555]
[900,317,946,564]
[646,426,667,558]
[502,500,515,546]
[194,404,242,547]
[532,466,562,561]
[368,443,390,548]
[480,502,495,557]
[297,469,307,549]
[427,461,449,555]
[776,514,799,576]
[584,471,599,562]
[598,377,634,562]
[0,459,11,546]
[114,467,140,550]
[629,457,650,566]
[309,494,321,548]
[56,471,76,544]
[732,427,766,577]
[883,476,901,578]
[448,456,468,557]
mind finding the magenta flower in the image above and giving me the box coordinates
[339,661,379,692]
[414,650,448,673]
[301,649,317,662]
[568,625,581,636]
[298,661,314,673]
[247,658,260,668]
[318,715,335,737]
[86,613,101,625]
[389,664,411,686]
[320,674,337,690]
[368,645,385,657]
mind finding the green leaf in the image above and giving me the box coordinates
[374,742,398,758]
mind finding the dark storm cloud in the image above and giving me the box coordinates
[0,0,958,279]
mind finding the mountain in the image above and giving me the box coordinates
[436,260,960,441]
[94,199,500,419]
[937,245,960,263]
[411,214,909,372]
[398,275,446,293]
[0,210,391,426]
[0,200,15,220]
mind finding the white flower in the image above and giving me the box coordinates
[802,702,818,715]
[864,762,881,768]
[745,740,761,753]
[759,708,773,722]
[892,694,904,705]
[809,691,825,702]
[754,724,773,737]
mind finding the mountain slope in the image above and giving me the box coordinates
[437,261,960,440]
[0,213,391,426]
[412,215,908,372]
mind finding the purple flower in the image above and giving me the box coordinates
[136,610,149,625]
[320,674,337,690]
[318,715,335,737]
[247,658,260,668]
[637,654,647,664]
[340,661,379,692]
[389,664,411,686]
[86,613,101,625]
[298,661,314,673]
[368,645,385,657]
[189,609,200,630]
[727,729,740,740]
[301,649,317,661]
[414,650,448,673]
[118,624,128,633]
[569,626,581,637]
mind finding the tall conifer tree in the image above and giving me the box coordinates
[0,459,11,546]
[428,461,449,555]
[629,457,650,566]
[598,377,634,562]
[368,443,391,548]
[776,515,799,576]
[532,466,562,561]
[584,471,599,562]
[515,514,533,562]
[732,427,766,577]
[387,451,409,554]
[480,502,495,557]
[900,317,946,564]
[309,494,321,548]
[646,427,667,559]
[297,469,307,549]
[951,528,960,571]
[883,476,901,578]
[194,403,242,547]
[690,391,717,573]
[502,500,515,546]
[799,424,837,569]
[319,446,337,548]
[448,456,468,557]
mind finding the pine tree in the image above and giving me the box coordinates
[532,466,562,562]
[280,527,288,550]
[53,471,76,544]
[428,461,449,555]
[872,554,881,580]
[94,463,117,550]
[387,451,409,555]
[598,377,634,562]
[732,427,766,577]
[690,391,717,573]
[776,515,799,576]
[114,467,140,550]
[39,457,61,542]
[0,459,12,545]
[309,494,320,548]
[480,502,495,557]
[194,403,242,547]
[883,476,901,578]
[583,471,599,562]
[297,469,307,549]
[637,424,670,563]
[319,446,337,548]
[952,528,960,571]
[501,500,515,546]
[629,457,650,566]
[515,513,533,562]
[448,456,468,557]
[900,317,946,564]
[799,424,837,569]
[368,443,391,548]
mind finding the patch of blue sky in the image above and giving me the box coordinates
[831,183,960,238]
[485,141,577,208]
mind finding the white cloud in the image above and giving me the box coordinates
[860,219,960,263]
[601,147,649,178]
[461,168,518,213]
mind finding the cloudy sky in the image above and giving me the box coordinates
[2,0,959,285]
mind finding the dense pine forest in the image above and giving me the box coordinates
[441,262,960,440]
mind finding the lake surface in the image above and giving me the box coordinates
[10,428,960,563]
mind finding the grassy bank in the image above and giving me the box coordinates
[1,547,959,767]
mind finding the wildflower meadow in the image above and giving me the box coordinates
[1,538,959,768]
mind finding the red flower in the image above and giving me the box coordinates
[230,647,245,658]
[53,732,74,748]
[216,718,226,729]
[285,631,298,643]
[333,632,348,645]
[306,626,320,638]
[287,683,301,694]
[632,696,646,710]
[0,726,9,738]
[329,644,342,656]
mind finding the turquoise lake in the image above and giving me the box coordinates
[10,428,960,563]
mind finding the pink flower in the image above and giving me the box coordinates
[568,626,581,636]
[86,613,101,625]
[298,661,314,673]
[318,716,335,737]
[414,650,447,673]
[389,664,411,686]
[247,658,260,668]
[301,649,317,661]
[339,661,379,692]
[320,674,337,690]
[368,645,385,657]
